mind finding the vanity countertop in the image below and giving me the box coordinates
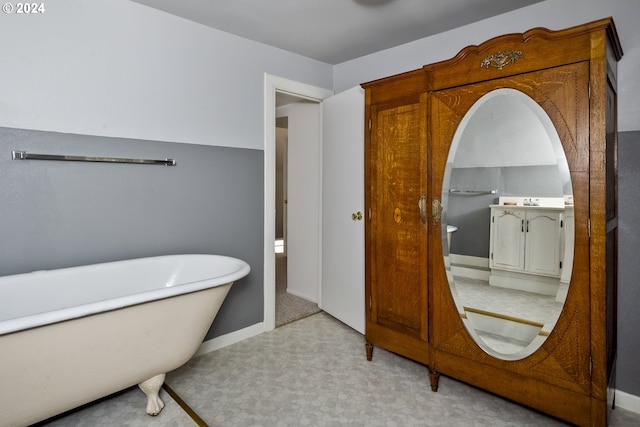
[490,204,572,210]
[492,196,572,210]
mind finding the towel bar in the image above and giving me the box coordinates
[11,150,176,166]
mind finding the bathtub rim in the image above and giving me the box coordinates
[0,254,250,336]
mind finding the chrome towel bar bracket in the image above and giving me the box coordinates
[11,150,176,166]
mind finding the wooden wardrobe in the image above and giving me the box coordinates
[362,18,622,427]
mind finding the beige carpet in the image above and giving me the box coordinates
[276,255,321,327]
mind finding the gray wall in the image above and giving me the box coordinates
[0,127,263,340]
[617,130,640,396]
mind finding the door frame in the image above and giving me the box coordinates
[263,73,333,331]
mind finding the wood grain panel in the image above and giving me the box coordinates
[364,74,429,360]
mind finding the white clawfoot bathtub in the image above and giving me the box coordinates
[0,254,250,427]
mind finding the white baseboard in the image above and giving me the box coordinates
[450,254,489,269]
[616,389,640,414]
[449,254,490,281]
[285,288,317,303]
[194,322,265,357]
[452,265,491,281]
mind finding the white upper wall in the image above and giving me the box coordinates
[334,0,640,132]
[2,0,638,149]
[0,0,332,150]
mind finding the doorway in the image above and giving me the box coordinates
[263,74,333,332]
[274,96,324,327]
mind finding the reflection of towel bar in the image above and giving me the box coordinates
[449,189,497,195]
[11,150,176,166]
[464,306,544,327]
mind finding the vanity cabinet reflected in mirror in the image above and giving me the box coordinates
[442,88,574,360]
[363,18,622,427]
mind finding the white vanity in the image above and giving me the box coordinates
[489,197,573,300]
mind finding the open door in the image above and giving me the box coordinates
[321,86,365,334]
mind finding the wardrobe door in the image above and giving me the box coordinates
[364,82,429,364]
[430,62,593,425]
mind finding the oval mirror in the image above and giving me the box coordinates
[442,88,573,360]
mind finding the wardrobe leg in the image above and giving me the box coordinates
[429,367,440,392]
[366,342,374,361]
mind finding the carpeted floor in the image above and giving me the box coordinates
[276,255,321,327]
[39,312,640,426]
[166,313,640,427]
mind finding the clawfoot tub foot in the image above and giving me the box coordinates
[138,373,166,416]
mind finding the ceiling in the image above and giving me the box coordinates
[130,0,543,65]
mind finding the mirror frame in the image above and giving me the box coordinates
[440,87,574,360]
[429,62,591,374]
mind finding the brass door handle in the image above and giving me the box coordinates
[432,199,443,224]
[352,211,363,221]
[419,195,428,223]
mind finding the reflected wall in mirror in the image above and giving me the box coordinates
[442,88,574,360]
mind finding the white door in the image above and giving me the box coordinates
[321,86,365,334]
